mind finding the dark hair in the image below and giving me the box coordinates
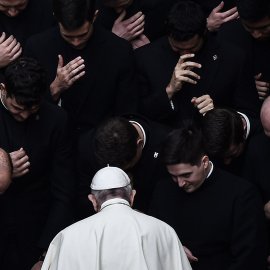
[94,117,139,168]
[161,127,205,166]
[53,0,96,30]
[201,108,245,158]
[165,1,206,41]
[236,0,270,23]
[4,57,46,107]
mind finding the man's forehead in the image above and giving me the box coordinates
[106,0,132,8]
[242,16,270,29]
[0,0,28,7]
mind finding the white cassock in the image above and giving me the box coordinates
[42,198,192,270]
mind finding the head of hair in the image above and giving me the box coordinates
[201,107,245,158]
[91,184,132,206]
[94,117,139,168]
[161,126,205,166]
[53,0,96,30]
[165,0,206,41]
[4,57,46,108]
[236,0,270,23]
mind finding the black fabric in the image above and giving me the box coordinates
[150,166,268,270]
[0,100,75,270]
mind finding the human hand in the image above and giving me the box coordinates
[207,1,238,32]
[191,94,214,116]
[0,32,22,68]
[166,54,201,100]
[31,261,43,270]
[9,148,30,178]
[254,73,269,101]
[183,246,198,262]
[50,55,85,101]
[130,34,150,50]
[112,10,145,41]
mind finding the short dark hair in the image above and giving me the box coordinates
[161,127,206,166]
[4,57,46,108]
[94,117,139,168]
[201,108,245,158]
[53,0,96,30]
[236,0,270,23]
[165,1,206,41]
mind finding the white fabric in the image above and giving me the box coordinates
[91,167,130,190]
[42,198,192,270]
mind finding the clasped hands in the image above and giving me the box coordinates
[112,10,150,49]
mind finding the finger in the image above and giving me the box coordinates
[197,99,213,110]
[191,97,197,104]
[14,168,30,178]
[70,71,85,84]
[10,46,22,61]
[132,26,144,39]
[254,73,262,80]
[10,148,26,159]
[57,54,64,69]
[125,11,142,24]
[200,104,214,115]
[17,160,30,171]
[222,6,237,17]
[14,155,29,168]
[68,58,84,73]
[130,18,145,33]
[258,91,269,99]
[193,94,210,104]
[66,56,83,70]
[70,63,85,78]
[3,35,15,46]
[130,14,145,29]
[181,61,202,70]
[115,10,126,24]
[179,70,200,80]
[139,34,150,43]
[179,75,198,85]
[10,41,21,54]
[0,32,6,43]
[223,10,239,22]
[212,1,224,12]
[177,54,195,65]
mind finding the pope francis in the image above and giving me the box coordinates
[41,166,192,270]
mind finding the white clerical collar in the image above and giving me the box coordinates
[206,161,213,179]
[129,120,146,148]
[0,90,8,110]
[99,198,130,212]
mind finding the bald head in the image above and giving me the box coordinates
[261,96,270,137]
[0,148,12,194]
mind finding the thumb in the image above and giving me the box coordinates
[57,55,64,69]
[254,73,262,80]
[115,10,126,23]
[191,97,197,104]
[213,1,224,12]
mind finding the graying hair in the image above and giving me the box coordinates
[91,184,132,206]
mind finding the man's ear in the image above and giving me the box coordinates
[137,138,143,149]
[88,194,99,212]
[92,10,99,22]
[1,83,6,95]
[130,189,136,207]
[241,117,247,138]
[201,155,209,169]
